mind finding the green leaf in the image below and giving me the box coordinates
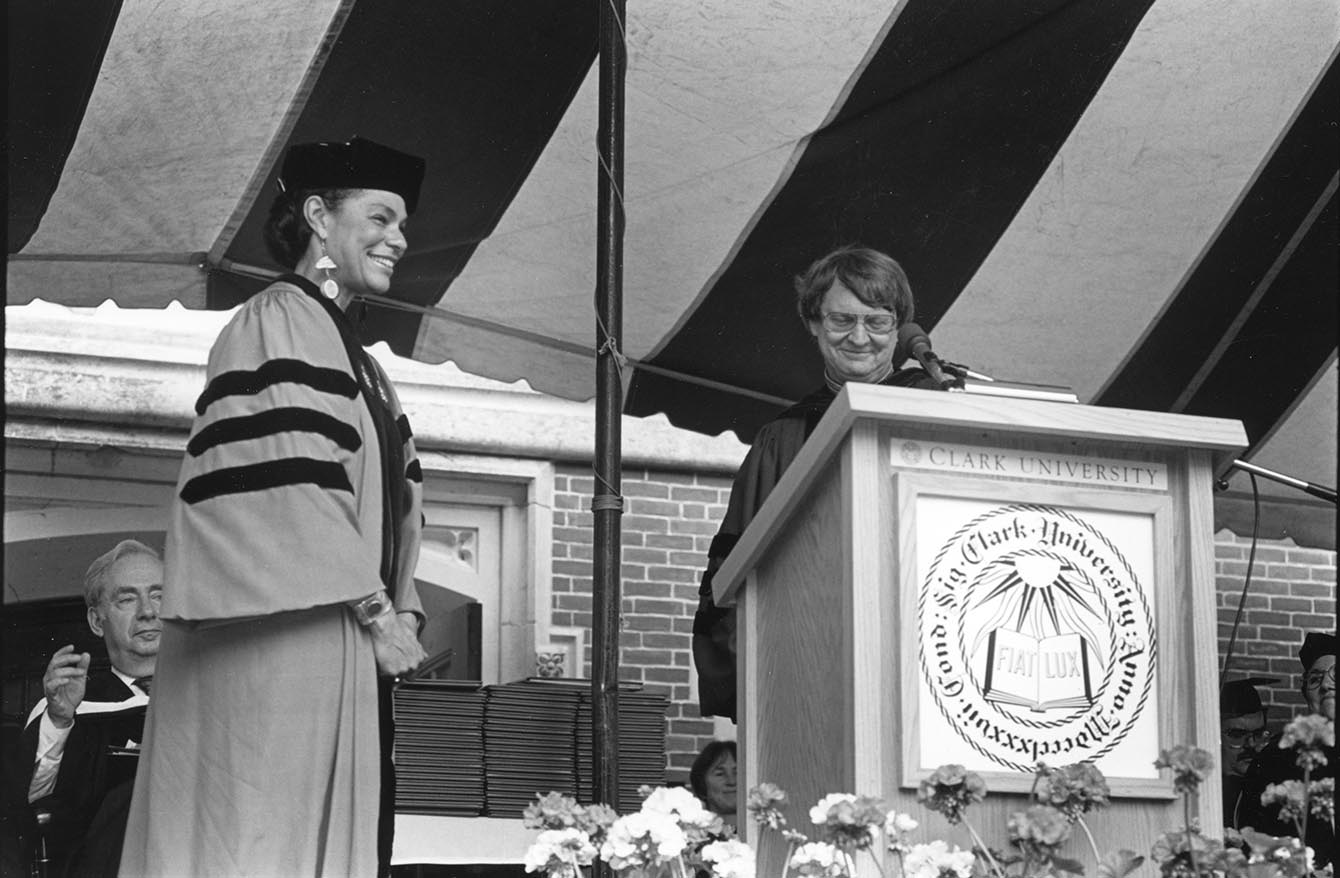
[1095,849,1145,878]
[1050,855,1087,875]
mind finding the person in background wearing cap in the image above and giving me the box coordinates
[1240,631,1336,868]
[2,541,161,877]
[119,137,430,878]
[1218,677,1273,831]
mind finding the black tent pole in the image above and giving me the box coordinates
[592,0,627,831]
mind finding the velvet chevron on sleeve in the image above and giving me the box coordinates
[165,279,401,621]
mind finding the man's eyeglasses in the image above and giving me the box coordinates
[1222,727,1270,746]
[1303,666,1335,689]
[820,312,896,335]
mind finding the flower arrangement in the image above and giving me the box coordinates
[523,716,1333,878]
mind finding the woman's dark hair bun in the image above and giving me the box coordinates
[261,189,350,269]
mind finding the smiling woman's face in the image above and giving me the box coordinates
[702,752,737,815]
[808,280,899,383]
[319,189,409,297]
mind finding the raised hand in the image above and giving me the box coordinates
[43,644,91,728]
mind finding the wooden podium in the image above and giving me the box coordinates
[713,384,1246,873]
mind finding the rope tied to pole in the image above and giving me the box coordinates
[591,493,624,513]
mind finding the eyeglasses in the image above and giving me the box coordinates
[820,312,896,335]
[1222,727,1270,745]
[1303,666,1336,688]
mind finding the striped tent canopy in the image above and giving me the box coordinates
[8,0,1337,538]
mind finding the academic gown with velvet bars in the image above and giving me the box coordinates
[119,277,424,878]
[692,368,939,720]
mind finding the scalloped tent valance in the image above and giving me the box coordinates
[7,0,1335,525]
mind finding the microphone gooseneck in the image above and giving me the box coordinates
[897,323,959,391]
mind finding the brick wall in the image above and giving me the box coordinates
[1215,529,1337,727]
[551,465,735,783]
[551,466,1338,783]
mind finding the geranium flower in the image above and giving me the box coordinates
[1154,746,1214,795]
[808,794,885,853]
[600,810,689,871]
[902,840,976,878]
[883,811,918,852]
[1007,804,1072,853]
[1034,762,1111,820]
[916,765,988,825]
[1150,828,1235,878]
[1279,713,1334,772]
[789,841,849,878]
[523,827,597,878]
[702,839,756,878]
[575,802,619,843]
[809,793,857,826]
[747,783,789,830]
[1262,777,1335,824]
[642,785,721,829]
[524,792,585,830]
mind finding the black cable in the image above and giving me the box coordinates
[1220,472,1261,680]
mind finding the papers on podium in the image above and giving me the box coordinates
[958,378,1079,404]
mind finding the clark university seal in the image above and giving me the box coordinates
[917,503,1156,772]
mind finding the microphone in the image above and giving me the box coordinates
[897,323,959,390]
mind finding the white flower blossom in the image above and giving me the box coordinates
[703,840,756,878]
[903,840,975,878]
[809,793,857,826]
[642,785,720,828]
[790,841,850,878]
[523,828,597,878]
[600,811,688,870]
[884,811,918,834]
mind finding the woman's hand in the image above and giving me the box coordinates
[369,611,426,677]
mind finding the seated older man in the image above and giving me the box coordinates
[4,540,162,877]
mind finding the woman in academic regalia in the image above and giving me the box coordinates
[692,246,942,722]
[120,137,430,878]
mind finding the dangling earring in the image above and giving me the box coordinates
[315,240,339,300]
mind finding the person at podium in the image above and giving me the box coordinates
[692,245,941,720]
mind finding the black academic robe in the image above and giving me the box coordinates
[692,368,940,720]
[1238,737,1336,868]
[2,670,146,878]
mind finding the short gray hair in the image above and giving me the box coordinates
[794,245,915,327]
[83,539,162,608]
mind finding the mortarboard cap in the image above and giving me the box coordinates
[1299,631,1337,672]
[278,136,426,214]
[1219,677,1275,717]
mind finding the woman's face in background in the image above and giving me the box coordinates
[321,189,408,297]
[703,752,737,815]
